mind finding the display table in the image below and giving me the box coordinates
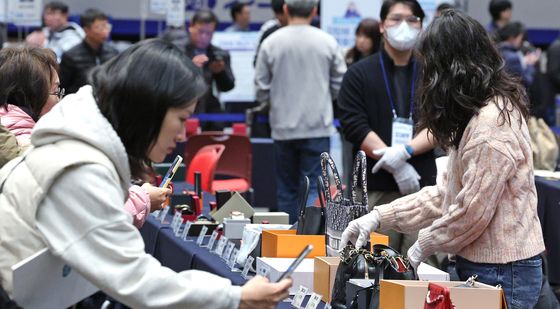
[140,216,326,308]
[535,176,560,284]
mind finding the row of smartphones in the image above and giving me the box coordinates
[162,155,314,282]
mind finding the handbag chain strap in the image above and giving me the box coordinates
[351,150,368,206]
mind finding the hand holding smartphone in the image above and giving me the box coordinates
[276,244,313,282]
[160,155,183,189]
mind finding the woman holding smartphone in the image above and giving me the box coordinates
[341,10,544,308]
[0,39,291,308]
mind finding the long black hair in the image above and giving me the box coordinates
[415,9,528,150]
[90,39,207,179]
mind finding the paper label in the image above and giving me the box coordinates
[207,231,219,250]
[214,236,228,256]
[291,286,309,308]
[222,241,235,260]
[196,226,208,246]
[241,256,254,279]
[304,293,322,309]
[159,206,170,224]
[228,248,239,269]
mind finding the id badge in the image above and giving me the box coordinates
[391,117,413,146]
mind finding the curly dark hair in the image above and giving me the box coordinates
[415,9,528,150]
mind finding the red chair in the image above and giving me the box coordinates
[184,132,252,193]
[186,144,225,193]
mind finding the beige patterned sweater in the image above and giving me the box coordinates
[376,99,545,263]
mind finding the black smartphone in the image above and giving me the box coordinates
[276,244,313,282]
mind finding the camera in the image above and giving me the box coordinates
[209,49,228,62]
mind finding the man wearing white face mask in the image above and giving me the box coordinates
[338,0,437,256]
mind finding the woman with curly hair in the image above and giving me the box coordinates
[341,10,544,308]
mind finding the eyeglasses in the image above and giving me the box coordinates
[91,23,112,32]
[386,14,422,25]
[50,87,65,100]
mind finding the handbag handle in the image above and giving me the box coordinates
[320,152,343,202]
[298,176,311,218]
[316,175,326,209]
[351,150,368,206]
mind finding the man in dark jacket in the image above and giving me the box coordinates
[338,0,436,255]
[59,8,118,94]
[186,10,235,121]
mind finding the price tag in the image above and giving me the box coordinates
[207,231,219,250]
[159,206,170,224]
[291,286,309,308]
[173,214,183,236]
[258,263,271,279]
[241,256,254,279]
[181,221,193,241]
[304,293,322,309]
[196,226,208,246]
[228,248,239,270]
[222,241,235,261]
[214,236,228,256]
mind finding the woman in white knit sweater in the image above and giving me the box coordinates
[341,9,545,308]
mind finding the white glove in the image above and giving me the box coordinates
[340,210,380,249]
[371,144,411,174]
[407,241,424,276]
[393,163,421,195]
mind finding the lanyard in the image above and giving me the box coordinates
[379,52,417,119]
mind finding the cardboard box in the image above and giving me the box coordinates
[380,280,506,309]
[369,232,389,248]
[256,257,314,295]
[417,262,450,281]
[252,212,290,224]
[261,230,326,258]
[223,218,251,239]
[210,192,255,223]
[313,256,340,303]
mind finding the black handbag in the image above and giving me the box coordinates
[331,244,415,309]
[296,176,326,235]
[321,151,369,256]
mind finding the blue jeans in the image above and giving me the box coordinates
[456,255,543,309]
[274,137,330,224]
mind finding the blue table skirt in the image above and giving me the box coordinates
[140,215,326,308]
[535,177,560,284]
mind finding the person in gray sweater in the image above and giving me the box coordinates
[254,0,347,223]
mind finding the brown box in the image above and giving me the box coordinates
[380,280,506,309]
[313,257,340,303]
[261,230,326,258]
[369,232,389,249]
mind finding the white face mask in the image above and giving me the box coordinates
[385,21,420,51]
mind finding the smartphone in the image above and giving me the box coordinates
[276,244,313,282]
[159,155,183,189]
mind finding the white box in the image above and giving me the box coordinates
[252,212,289,224]
[223,218,251,239]
[417,262,450,281]
[256,257,314,295]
